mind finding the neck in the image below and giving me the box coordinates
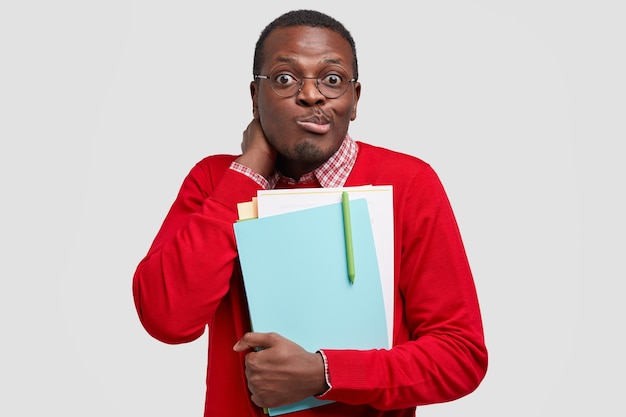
[276,158,322,182]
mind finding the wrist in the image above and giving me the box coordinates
[235,151,275,180]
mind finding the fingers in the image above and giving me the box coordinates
[233,333,327,408]
[235,120,276,179]
[241,119,266,153]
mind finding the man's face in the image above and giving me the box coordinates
[251,26,361,178]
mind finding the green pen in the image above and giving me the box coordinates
[342,191,356,284]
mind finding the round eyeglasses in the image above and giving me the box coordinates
[254,66,357,99]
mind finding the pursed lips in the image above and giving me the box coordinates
[296,114,331,135]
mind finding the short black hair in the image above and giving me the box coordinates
[253,9,358,80]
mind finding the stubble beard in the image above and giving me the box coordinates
[291,140,326,162]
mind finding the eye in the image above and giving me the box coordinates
[273,72,298,87]
[320,72,345,87]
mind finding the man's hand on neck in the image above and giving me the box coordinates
[235,118,277,181]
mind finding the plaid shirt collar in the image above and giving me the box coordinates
[269,134,358,189]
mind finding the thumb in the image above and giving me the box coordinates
[233,332,277,352]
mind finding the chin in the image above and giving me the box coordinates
[292,140,331,162]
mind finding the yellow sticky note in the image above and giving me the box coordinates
[237,197,258,221]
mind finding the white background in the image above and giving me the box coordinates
[1,1,624,416]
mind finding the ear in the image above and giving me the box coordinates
[350,82,361,121]
[250,80,259,119]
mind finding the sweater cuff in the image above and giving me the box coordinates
[229,161,271,189]
[315,350,333,398]
[313,349,378,403]
[211,167,264,210]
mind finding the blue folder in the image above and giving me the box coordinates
[233,198,388,415]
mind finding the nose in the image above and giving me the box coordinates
[296,77,326,105]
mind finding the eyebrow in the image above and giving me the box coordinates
[274,56,346,66]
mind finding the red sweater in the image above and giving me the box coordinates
[133,142,488,416]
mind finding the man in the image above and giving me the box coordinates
[133,9,487,417]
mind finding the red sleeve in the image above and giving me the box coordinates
[132,156,261,344]
[318,165,488,409]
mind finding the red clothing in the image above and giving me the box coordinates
[133,142,488,416]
